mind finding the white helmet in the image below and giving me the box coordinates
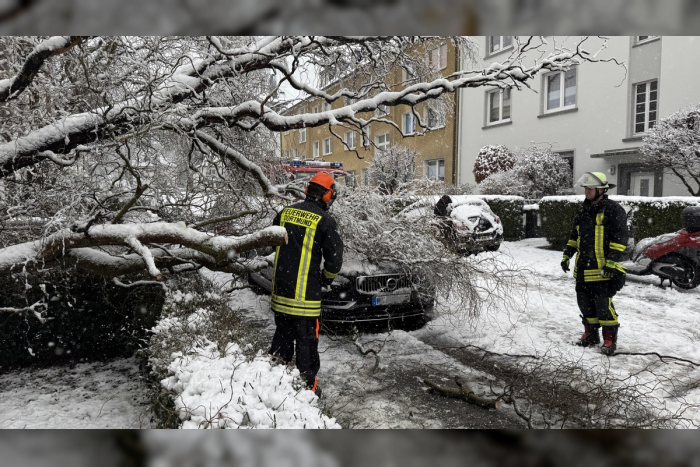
[576,172,616,189]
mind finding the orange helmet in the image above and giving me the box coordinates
[306,172,337,204]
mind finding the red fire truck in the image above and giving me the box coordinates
[280,159,351,186]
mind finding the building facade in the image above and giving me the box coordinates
[280,40,459,187]
[457,36,700,197]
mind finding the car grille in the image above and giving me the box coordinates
[355,274,412,294]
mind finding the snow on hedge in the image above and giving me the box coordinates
[541,195,700,207]
[153,308,340,429]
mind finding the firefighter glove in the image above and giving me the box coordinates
[602,260,625,278]
[561,256,570,273]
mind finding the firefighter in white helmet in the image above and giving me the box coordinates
[561,172,628,356]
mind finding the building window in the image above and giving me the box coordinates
[555,150,575,187]
[291,148,298,159]
[425,159,445,181]
[322,101,332,112]
[636,36,659,44]
[361,126,371,147]
[300,153,307,160]
[283,150,290,159]
[488,36,512,54]
[299,127,306,143]
[376,133,390,151]
[313,141,320,159]
[311,105,318,113]
[402,112,416,135]
[545,68,577,112]
[323,137,332,155]
[633,79,658,134]
[487,88,511,123]
[361,168,370,186]
[344,130,356,150]
[429,43,448,70]
[376,104,389,116]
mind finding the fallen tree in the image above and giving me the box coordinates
[0,36,621,320]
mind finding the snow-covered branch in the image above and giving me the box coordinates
[0,36,86,102]
[0,223,287,276]
[0,36,608,179]
[0,300,48,324]
[112,277,168,292]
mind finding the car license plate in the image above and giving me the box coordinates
[372,293,410,306]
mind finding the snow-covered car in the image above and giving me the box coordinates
[400,195,504,253]
[247,250,434,327]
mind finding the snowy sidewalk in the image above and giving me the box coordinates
[0,357,153,429]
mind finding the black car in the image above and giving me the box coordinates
[248,251,434,327]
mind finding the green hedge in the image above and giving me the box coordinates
[0,269,165,370]
[540,195,700,250]
[477,195,526,241]
[539,197,583,250]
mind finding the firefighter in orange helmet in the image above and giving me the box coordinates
[269,172,343,398]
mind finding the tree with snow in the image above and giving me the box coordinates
[365,144,420,195]
[480,145,573,199]
[473,144,515,184]
[0,36,617,321]
[640,103,700,196]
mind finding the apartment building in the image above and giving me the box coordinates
[280,40,459,187]
[457,36,700,197]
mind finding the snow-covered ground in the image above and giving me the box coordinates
[211,238,700,428]
[0,357,153,429]
[2,238,699,428]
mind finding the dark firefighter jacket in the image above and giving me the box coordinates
[271,200,343,318]
[562,195,629,284]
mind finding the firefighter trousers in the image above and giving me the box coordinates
[269,312,320,390]
[575,282,619,327]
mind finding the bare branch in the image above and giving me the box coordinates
[112,183,149,224]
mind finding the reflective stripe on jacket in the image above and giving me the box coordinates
[563,196,628,283]
[271,200,343,318]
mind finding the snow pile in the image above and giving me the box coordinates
[153,308,340,429]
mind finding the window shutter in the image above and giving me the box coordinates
[440,44,447,69]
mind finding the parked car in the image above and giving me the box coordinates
[247,249,434,328]
[622,206,700,289]
[399,195,504,253]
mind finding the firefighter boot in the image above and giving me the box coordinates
[600,325,619,356]
[576,319,600,347]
